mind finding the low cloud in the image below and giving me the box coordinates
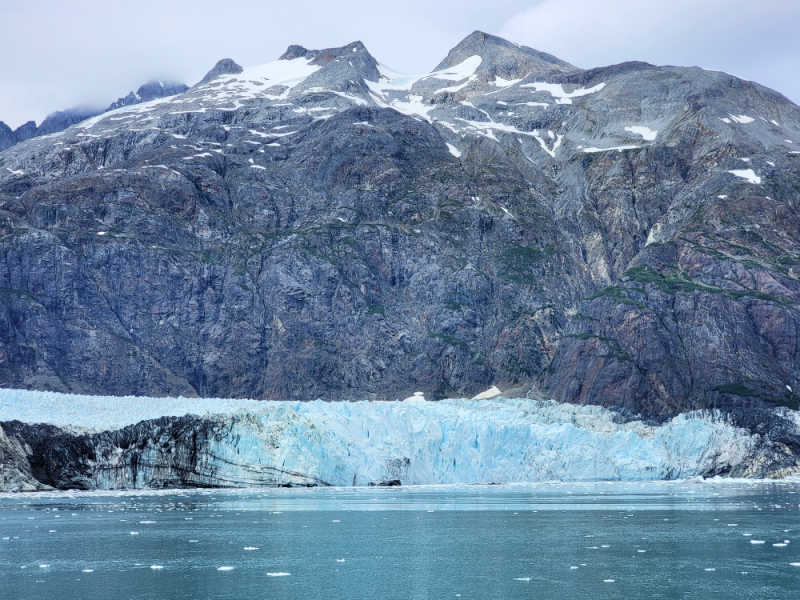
[500,0,799,101]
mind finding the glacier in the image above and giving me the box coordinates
[1,388,782,489]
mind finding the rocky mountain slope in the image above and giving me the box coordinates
[1,31,799,419]
[0,80,188,151]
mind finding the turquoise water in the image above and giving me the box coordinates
[1,481,799,599]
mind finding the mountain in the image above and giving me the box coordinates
[107,80,189,110]
[1,31,799,431]
[0,80,188,150]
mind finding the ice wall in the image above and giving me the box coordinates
[0,389,766,485]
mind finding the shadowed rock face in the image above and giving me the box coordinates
[0,31,799,418]
[0,417,330,491]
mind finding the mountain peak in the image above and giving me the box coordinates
[277,41,380,87]
[279,41,373,67]
[197,58,244,86]
[433,30,576,80]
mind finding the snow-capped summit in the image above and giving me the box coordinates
[197,58,244,85]
[433,30,576,81]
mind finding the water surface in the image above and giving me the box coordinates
[2,480,799,599]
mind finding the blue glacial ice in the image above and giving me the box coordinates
[0,388,768,484]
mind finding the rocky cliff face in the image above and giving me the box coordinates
[0,31,799,418]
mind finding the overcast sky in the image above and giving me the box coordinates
[1,0,798,129]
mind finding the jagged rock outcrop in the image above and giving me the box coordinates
[0,31,799,420]
[107,80,189,110]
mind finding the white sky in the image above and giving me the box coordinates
[0,0,797,129]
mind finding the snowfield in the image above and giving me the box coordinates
[0,389,762,484]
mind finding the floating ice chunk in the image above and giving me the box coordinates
[750,540,766,544]
[637,549,647,553]
[39,564,50,568]
[336,558,346,563]
[728,169,761,184]
[217,566,235,571]
[704,567,716,572]
[243,546,259,551]
[514,577,531,582]
[331,519,341,523]
[791,562,800,567]
[624,126,658,141]
[267,572,291,577]
[446,143,462,158]
[139,520,156,524]
[129,531,139,535]
[81,569,94,573]
[603,579,615,583]
[570,565,579,569]
[188,539,199,543]
[150,565,164,570]
[727,524,738,527]
[773,543,788,548]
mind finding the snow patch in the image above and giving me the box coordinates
[446,143,462,158]
[728,169,761,184]
[471,386,501,400]
[580,145,642,153]
[520,82,605,104]
[625,126,658,141]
